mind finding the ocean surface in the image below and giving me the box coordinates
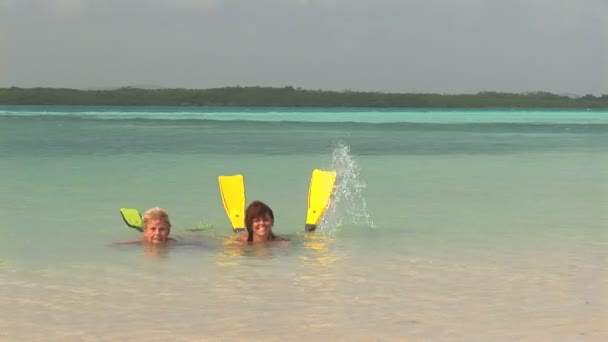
[1,106,607,341]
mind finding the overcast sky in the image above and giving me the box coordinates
[1,0,607,95]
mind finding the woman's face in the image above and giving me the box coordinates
[251,214,273,240]
[143,219,171,243]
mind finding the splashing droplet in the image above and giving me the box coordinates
[318,144,375,232]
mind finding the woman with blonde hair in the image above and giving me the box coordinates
[115,207,174,245]
[141,207,174,244]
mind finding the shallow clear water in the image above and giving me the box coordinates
[1,107,607,341]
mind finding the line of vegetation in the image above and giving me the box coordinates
[0,86,607,108]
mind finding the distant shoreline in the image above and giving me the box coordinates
[1,86,607,109]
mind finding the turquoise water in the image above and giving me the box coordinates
[1,106,607,340]
[2,105,608,123]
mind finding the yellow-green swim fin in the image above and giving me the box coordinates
[305,169,337,231]
[218,174,246,232]
[119,208,143,232]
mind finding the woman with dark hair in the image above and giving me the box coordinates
[240,200,286,243]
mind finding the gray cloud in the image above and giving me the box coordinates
[1,0,606,94]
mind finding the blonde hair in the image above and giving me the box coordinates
[142,207,171,230]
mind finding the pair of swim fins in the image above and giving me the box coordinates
[218,169,337,232]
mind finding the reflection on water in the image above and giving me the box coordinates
[241,244,276,259]
[110,241,172,260]
[294,233,342,295]
[214,234,297,266]
[111,239,209,260]
[300,233,339,266]
[213,232,341,267]
[214,235,244,267]
[142,243,170,260]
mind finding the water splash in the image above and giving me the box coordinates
[317,144,375,232]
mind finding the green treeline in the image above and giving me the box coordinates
[0,86,607,108]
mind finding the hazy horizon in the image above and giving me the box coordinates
[2,0,607,95]
[0,85,599,98]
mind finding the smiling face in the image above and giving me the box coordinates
[251,214,274,241]
[143,218,171,243]
[245,200,275,243]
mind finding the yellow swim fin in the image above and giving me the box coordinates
[218,174,246,232]
[305,169,337,231]
[119,208,143,232]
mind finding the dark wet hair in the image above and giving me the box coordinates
[245,200,275,242]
